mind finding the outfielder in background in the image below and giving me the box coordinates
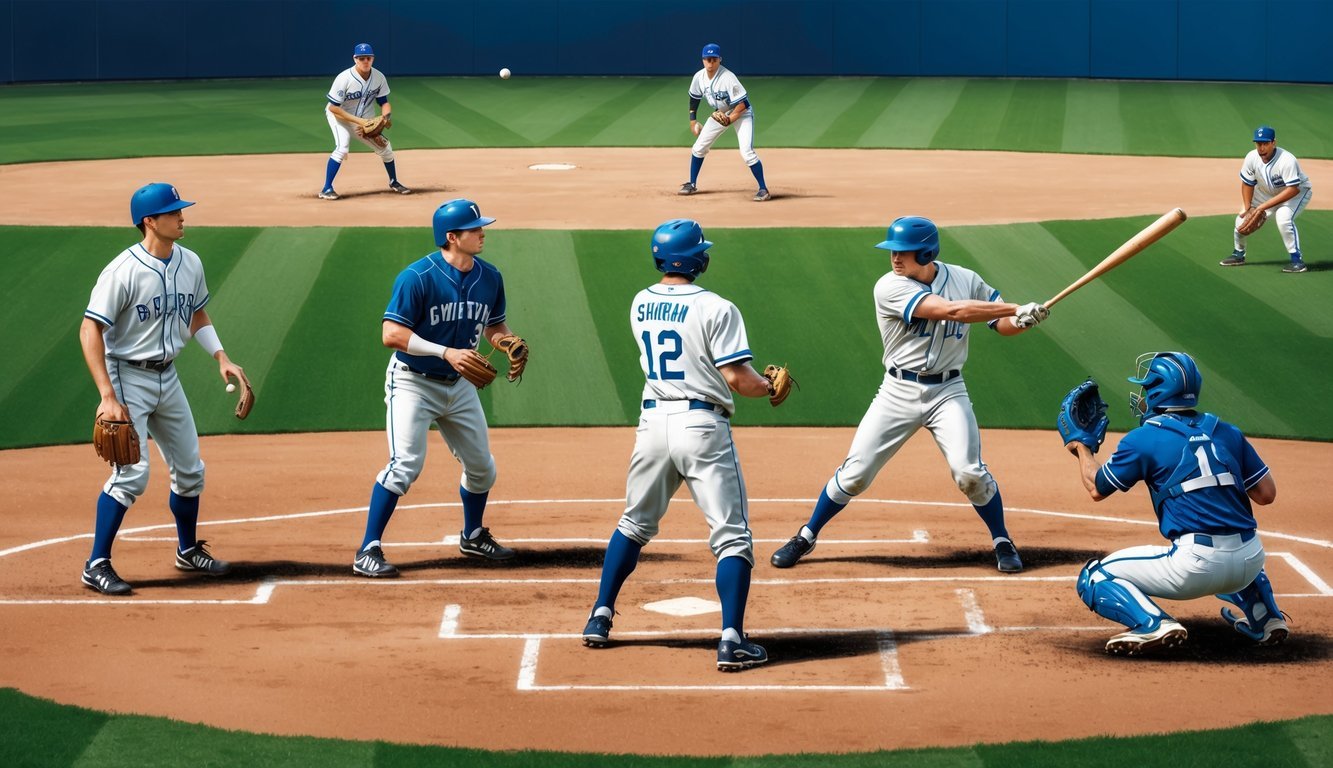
[78,183,247,595]
[582,219,792,671]
[1059,352,1287,656]
[679,43,771,202]
[320,42,411,200]
[1221,125,1313,273]
[353,199,528,578]
[770,216,1048,574]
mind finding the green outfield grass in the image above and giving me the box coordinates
[2,77,1331,163]
[0,688,1328,768]
[2,213,1330,450]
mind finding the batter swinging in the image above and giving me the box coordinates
[770,216,1049,573]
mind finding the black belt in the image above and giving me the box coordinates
[889,367,959,385]
[1189,530,1256,547]
[401,363,459,384]
[124,359,171,372]
[642,399,717,412]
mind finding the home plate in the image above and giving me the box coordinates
[643,597,720,617]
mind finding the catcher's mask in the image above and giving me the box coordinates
[875,216,940,265]
[1128,351,1202,423]
[130,183,195,226]
[652,219,712,278]
[433,199,496,247]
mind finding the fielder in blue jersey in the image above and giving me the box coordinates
[1063,352,1287,656]
[353,199,526,577]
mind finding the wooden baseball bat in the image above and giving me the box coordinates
[1045,208,1188,308]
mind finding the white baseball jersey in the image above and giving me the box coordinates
[874,262,1000,374]
[327,67,391,118]
[1240,147,1311,199]
[689,66,750,114]
[85,243,210,362]
[632,284,751,414]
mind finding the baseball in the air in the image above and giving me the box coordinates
[499,67,511,80]
[226,383,237,393]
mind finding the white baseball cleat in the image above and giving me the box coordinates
[319,189,340,200]
[1105,619,1187,657]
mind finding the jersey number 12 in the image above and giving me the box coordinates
[642,330,684,380]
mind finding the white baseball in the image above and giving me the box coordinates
[226,383,237,393]
[499,67,511,80]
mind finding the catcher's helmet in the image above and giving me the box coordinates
[130,183,194,226]
[875,216,940,265]
[1128,351,1202,422]
[433,199,495,247]
[652,219,712,278]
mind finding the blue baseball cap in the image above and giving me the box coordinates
[701,43,722,59]
[1253,125,1275,142]
[130,183,194,226]
[353,43,374,57]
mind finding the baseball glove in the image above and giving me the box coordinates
[1057,378,1110,453]
[361,115,389,138]
[763,365,796,407]
[231,373,255,420]
[93,417,141,467]
[1237,207,1267,236]
[495,334,529,383]
[454,350,498,389]
[710,109,731,127]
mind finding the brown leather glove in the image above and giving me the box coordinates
[1237,207,1267,236]
[710,109,732,127]
[762,365,796,407]
[454,350,498,389]
[495,334,529,383]
[93,418,141,466]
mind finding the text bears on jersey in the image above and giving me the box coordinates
[429,301,492,326]
[637,302,690,323]
[135,293,198,323]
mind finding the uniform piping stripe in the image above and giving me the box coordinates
[714,349,752,364]
[84,310,114,326]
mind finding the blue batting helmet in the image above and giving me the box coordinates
[130,183,194,226]
[353,43,374,56]
[432,199,495,247]
[652,219,712,278]
[875,216,940,265]
[1128,351,1203,422]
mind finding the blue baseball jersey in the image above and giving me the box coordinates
[383,253,506,378]
[1095,412,1269,539]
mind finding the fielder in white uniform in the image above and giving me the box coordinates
[582,219,783,671]
[320,42,411,200]
[770,216,1048,573]
[678,43,770,202]
[78,183,247,595]
[1221,125,1312,273]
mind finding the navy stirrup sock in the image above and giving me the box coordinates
[90,492,128,563]
[972,489,1010,541]
[168,491,199,551]
[594,531,643,611]
[360,482,400,551]
[716,555,752,633]
[806,488,847,537]
[460,487,490,538]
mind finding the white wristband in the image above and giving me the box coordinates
[407,333,448,359]
[194,325,223,357]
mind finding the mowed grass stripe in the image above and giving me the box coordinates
[1061,80,1124,154]
[486,231,621,424]
[856,78,967,148]
[583,78,683,145]
[815,78,910,146]
[931,79,1018,150]
[764,78,879,147]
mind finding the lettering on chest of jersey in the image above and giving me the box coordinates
[637,302,689,323]
[429,301,491,326]
[135,293,197,324]
[344,87,380,101]
[910,317,965,340]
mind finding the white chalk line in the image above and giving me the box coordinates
[956,588,992,634]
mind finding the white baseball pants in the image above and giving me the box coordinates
[1234,187,1312,254]
[1097,532,1265,601]
[326,111,395,164]
[692,111,759,166]
[103,360,205,507]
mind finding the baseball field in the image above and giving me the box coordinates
[1,76,1332,766]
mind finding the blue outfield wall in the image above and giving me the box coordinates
[3,0,1331,83]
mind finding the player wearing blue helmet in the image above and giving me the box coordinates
[353,199,525,577]
[582,218,792,671]
[1063,352,1287,656]
[78,183,249,594]
[770,216,1049,574]
[320,42,411,200]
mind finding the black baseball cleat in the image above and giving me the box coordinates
[1219,251,1246,266]
[770,532,815,568]
[176,540,231,575]
[678,182,698,195]
[582,613,612,647]
[82,559,132,596]
[459,528,515,561]
[353,545,400,578]
[994,540,1023,573]
[389,181,413,195]
[717,635,768,671]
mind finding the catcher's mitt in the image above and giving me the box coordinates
[495,334,529,383]
[93,417,141,467]
[762,365,797,407]
[454,350,498,389]
[1057,378,1110,453]
[710,109,731,127]
[1236,207,1267,236]
[361,114,389,138]
[231,373,255,420]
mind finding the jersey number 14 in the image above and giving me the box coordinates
[641,330,684,380]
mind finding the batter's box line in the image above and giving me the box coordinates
[393,531,931,548]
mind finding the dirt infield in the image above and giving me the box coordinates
[1,429,1330,755]
[3,147,1331,755]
